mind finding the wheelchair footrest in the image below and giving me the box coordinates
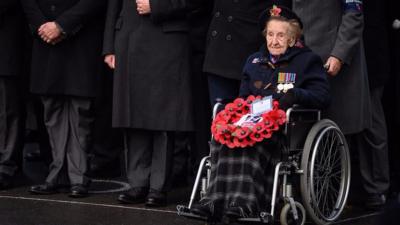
[177,206,273,224]
[176,205,209,221]
[237,212,272,224]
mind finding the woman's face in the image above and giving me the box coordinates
[265,20,292,56]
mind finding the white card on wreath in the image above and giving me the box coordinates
[251,96,272,115]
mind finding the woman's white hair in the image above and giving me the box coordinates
[262,17,303,47]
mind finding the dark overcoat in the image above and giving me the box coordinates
[21,0,107,97]
[103,0,194,131]
[293,0,372,134]
[363,0,390,89]
[0,0,25,77]
[203,0,291,80]
[239,47,330,109]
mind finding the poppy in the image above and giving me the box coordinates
[250,132,264,142]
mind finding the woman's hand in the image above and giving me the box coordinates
[136,0,151,15]
[104,54,116,69]
[324,56,342,76]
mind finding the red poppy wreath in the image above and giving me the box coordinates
[211,95,286,148]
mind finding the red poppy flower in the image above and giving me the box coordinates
[253,123,265,134]
[225,103,237,113]
[234,127,251,139]
[261,130,272,139]
[270,5,282,17]
[250,132,264,142]
[234,98,246,109]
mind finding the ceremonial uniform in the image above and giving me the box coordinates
[240,47,330,108]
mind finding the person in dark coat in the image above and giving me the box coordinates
[384,0,400,198]
[190,5,330,220]
[103,0,194,206]
[359,0,391,209]
[0,0,26,190]
[21,0,107,197]
[204,0,292,105]
[292,0,380,208]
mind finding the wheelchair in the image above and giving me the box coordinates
[177,103,351,225]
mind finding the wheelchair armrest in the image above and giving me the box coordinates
[284,105,321,135]
[286,105,321,122]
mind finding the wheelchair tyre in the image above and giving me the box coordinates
[280,202,306,225]
[300,119,350,225]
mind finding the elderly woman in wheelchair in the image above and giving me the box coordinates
[180,5,351,225]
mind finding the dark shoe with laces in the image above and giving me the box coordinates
[145,189,167,207]
[118,187,148,204]
[69,184,89,198]
[30,183,59,195]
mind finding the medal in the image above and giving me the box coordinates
[277,84,284,93]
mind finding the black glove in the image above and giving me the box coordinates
[278,89,296,110]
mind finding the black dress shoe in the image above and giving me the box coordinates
[118,187,148,204]
[69,184,89,198]
[190,203,213,218]
[145,189,167,207]
[365,193,386,210]
[30,183,59,195]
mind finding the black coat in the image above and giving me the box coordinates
[0,0,25,76]
[21,0,107,97]
[103,0,194,131]
[203,0,291,80]
[240,46,330,110]
[363,0,390,89]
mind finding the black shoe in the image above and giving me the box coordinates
[190,203,213,218]
[0,174,11,190]
[365,193,386,210]
[30,183,59,195]
[69,184,89,198]
[145,189,167,207]
[118,187,148,204]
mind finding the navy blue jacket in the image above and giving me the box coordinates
[239,46,330,109]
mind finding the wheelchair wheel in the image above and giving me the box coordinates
[300,119,350,225]
[280,202,306,225]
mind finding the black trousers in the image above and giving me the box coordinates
[356,87,390,194]
[0,77,23,177]
[125,129,173,192]
[42,96,93,186]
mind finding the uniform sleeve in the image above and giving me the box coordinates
[290,54,331,109]
[149,0,187,24]
[21,0,48,33]
[55,0,106,36]
[102,0,122,55]
[330,0,364,65]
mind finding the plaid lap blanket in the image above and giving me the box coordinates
[200,135,285,217]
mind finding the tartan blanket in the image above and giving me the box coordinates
[200,134,285,218]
